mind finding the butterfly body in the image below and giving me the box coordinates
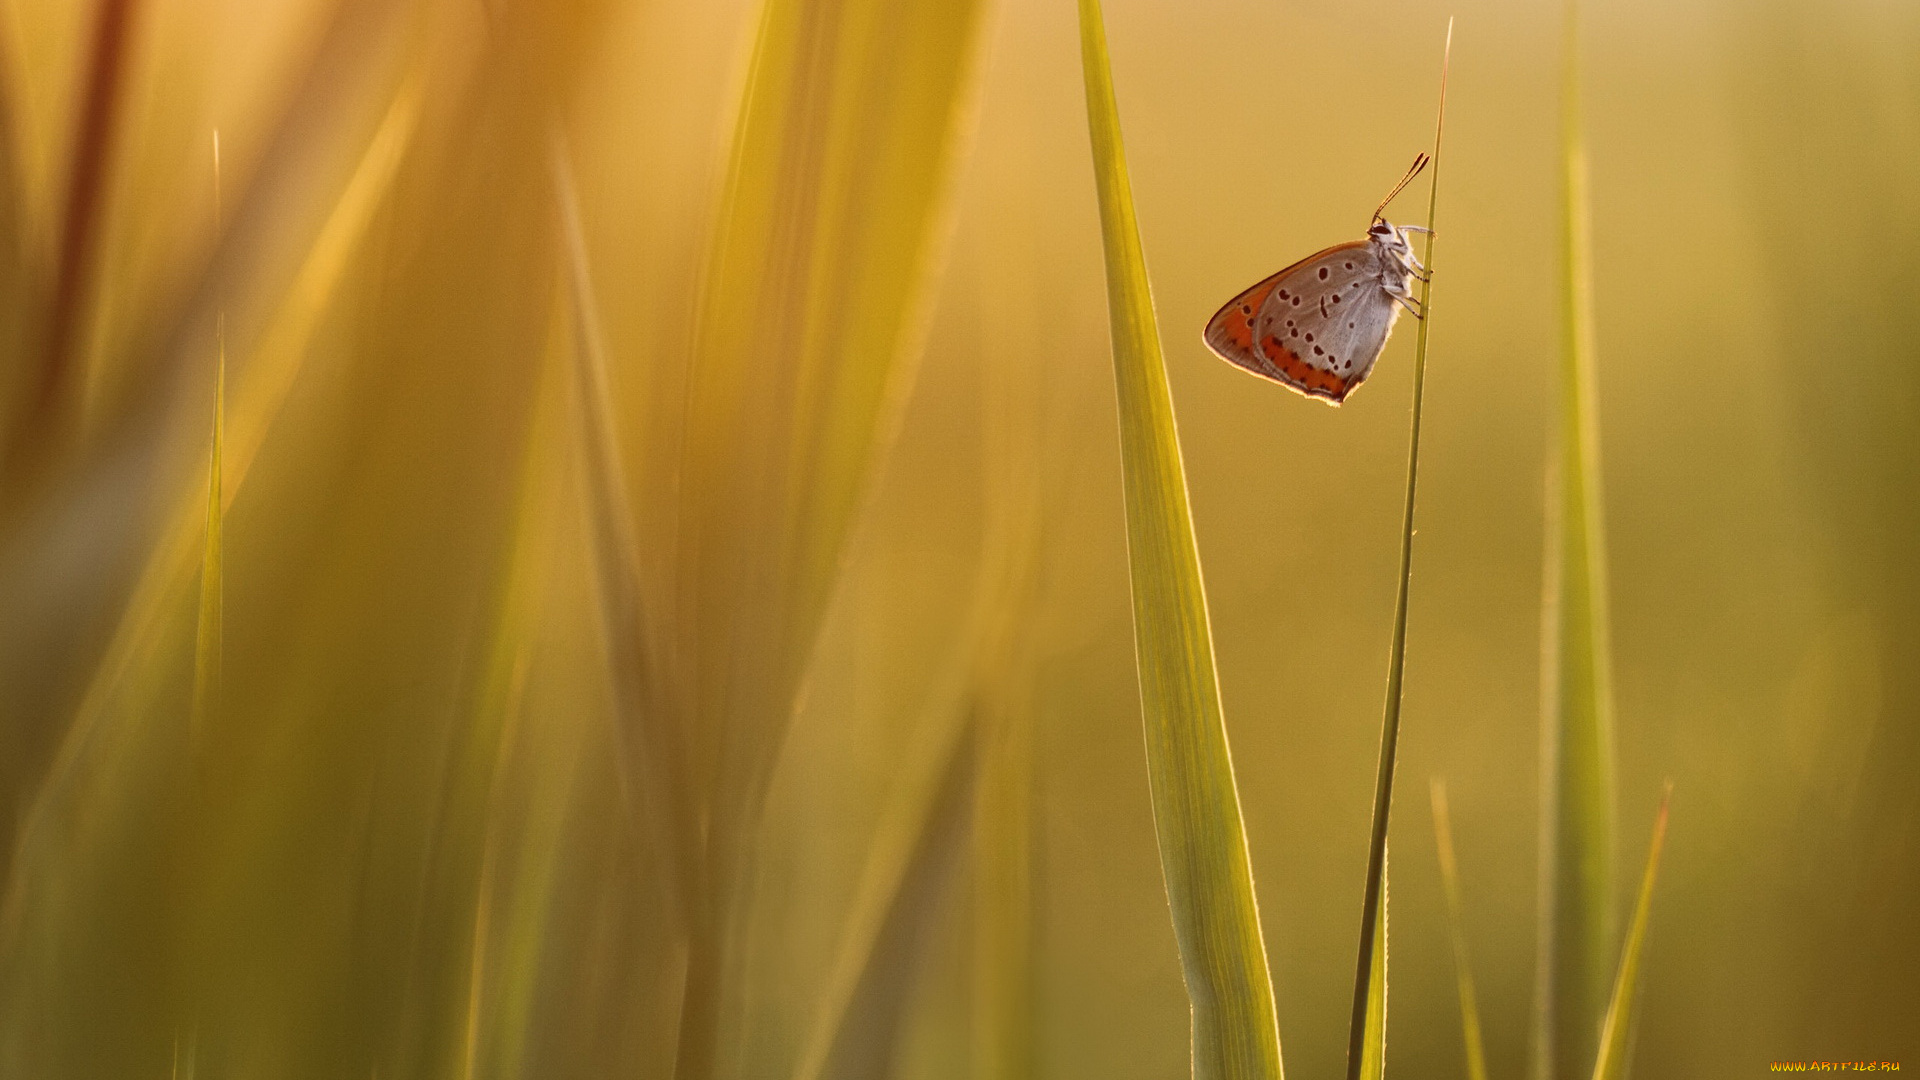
[1204,220,1426,405]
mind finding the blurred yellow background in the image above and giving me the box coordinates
[0,0,1912,1077]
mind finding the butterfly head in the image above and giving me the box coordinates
[1368,219,1413,257]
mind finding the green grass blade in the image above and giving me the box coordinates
[791,691,978,1080]
[1346,20,1451,1080]
[1076,3,1282,1077]
[4,76,423,884]
[550,142,697,929]
[1590,785,1672,1080]
[794,234,1047,1080]
[1357,851,1388,1080]
[452,295,575,1080]
[1537,3,1619,1077]
[969,208,1045,1080]
[7,0,137,477]
[788,585,993,1080]
[972,678,1036,1080]
[674,0,993,1073]
[1430,778,1491,1080]
[189,306,223,744]
[0,10,32,477]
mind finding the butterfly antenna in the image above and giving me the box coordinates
[1371,152,1430,224]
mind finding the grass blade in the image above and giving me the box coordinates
[189,132,225,746]
[1590,785,1672,1080]
[1430,778,1491,1080]
[1077,3,1282,1077]
[453,291,576,1080]
[1537,3,1619,1076]
[550,141,697,929]
[1346,20,1451,1080]
[969,193,1045,1080]
[1357,851,1388,1080]
[972,676,1036,1080]
[5,77,422,857]
[8,0,138,477]
[792,693,978,1080]
[792,266,1046,1080]
[188,305,222,742]
[673,0,993,1073]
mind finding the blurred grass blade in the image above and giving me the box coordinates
[9,0,139,477]
[969,186,1045,1080]
[0,9,32,466]
[793,471,1038,1080]
[1537,3,1618,1077]
[455,301,570,1080]
[972,675,1036,1080]
[674,0,993,1073]
[550,141,696,925]
[191,130,226,743]
[1430,778,1490,1080]
[7,77,422,850]
[792,285,1045,1080]
[819,739,975,1080]
[680,0,995,818]
[1590,785,1672,1080]
[188,314,222,741]
[790,705,974,1080]
[792,694,978,1080]
[1077,2,1282,1077]
[1346,20,1450,1080]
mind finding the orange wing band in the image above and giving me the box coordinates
[1259,333,1352,401]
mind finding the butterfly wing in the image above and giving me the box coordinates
[1206,240,1406,405]
[1203,243,1359,383]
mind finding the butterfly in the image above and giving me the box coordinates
[1203,155,1432,405]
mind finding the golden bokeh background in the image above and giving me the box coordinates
[0,0,1912,1077]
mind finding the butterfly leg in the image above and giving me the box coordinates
[1391,293,1425,320]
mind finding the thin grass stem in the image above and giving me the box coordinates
[1430,778,1491,1080]
[1344,19,1452,1080]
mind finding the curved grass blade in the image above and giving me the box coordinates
[969,203,1046,1080]
[550,141,696,929]
[1345,19,1452,1080]
[673,0,994,1073]
[8,0,139,478]
[1077,3,1282,1076]
[0,9,32,469]
[188,310,223,741]
[453,298,573,1080]
[2,79,423,874]
[791,691,978,1080]
[1536,3,1619,1076]
[1590,785,1672,1080]
[189,133,226,746]
[0,68,425,1073]
[791,451,1040,1080]
[791,299,1045,1080]
[1430,778,1491,1080]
